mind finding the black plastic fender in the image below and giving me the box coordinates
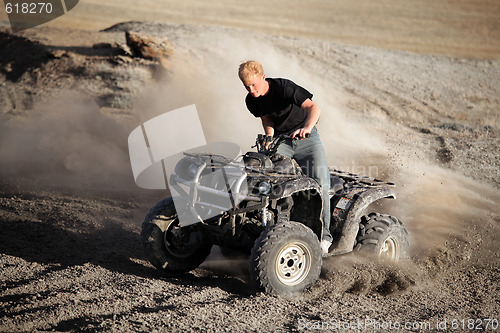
[269,177,321,200]
[267,177,324,240]
[329,187,396,255]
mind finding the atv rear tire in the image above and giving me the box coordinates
[250,221,322,296]
[141,198,212,274]
[355,213,409,262]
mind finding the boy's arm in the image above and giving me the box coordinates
[260,115,275,137]
[291,98,320,139]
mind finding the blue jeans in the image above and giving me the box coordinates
[276,127,332,242]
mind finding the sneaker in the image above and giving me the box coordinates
[320,240,332,256]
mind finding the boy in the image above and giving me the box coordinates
[238,60,333,255]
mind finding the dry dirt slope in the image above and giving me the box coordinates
[0,22,499,332]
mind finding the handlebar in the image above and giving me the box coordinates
[253,131,310,156]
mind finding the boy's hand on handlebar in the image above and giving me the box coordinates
[290,128,311,140]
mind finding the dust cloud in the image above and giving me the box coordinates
[0,92,132,190]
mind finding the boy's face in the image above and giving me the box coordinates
[243,74,268,97]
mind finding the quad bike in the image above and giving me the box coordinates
[141,134,409,295]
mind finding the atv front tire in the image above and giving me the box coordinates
[141,198,212,274]
[355,213,409,262]
[250,221,322,296]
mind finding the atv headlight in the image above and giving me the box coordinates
[257,181,272,195]
[188,163,200,178]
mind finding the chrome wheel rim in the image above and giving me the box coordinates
[275,241,312,286]
[379,237,398,261]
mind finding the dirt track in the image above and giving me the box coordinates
[0,5,499,332]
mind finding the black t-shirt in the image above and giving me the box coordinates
[245,78,313,135]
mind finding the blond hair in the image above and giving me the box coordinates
[238,60,264,83]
